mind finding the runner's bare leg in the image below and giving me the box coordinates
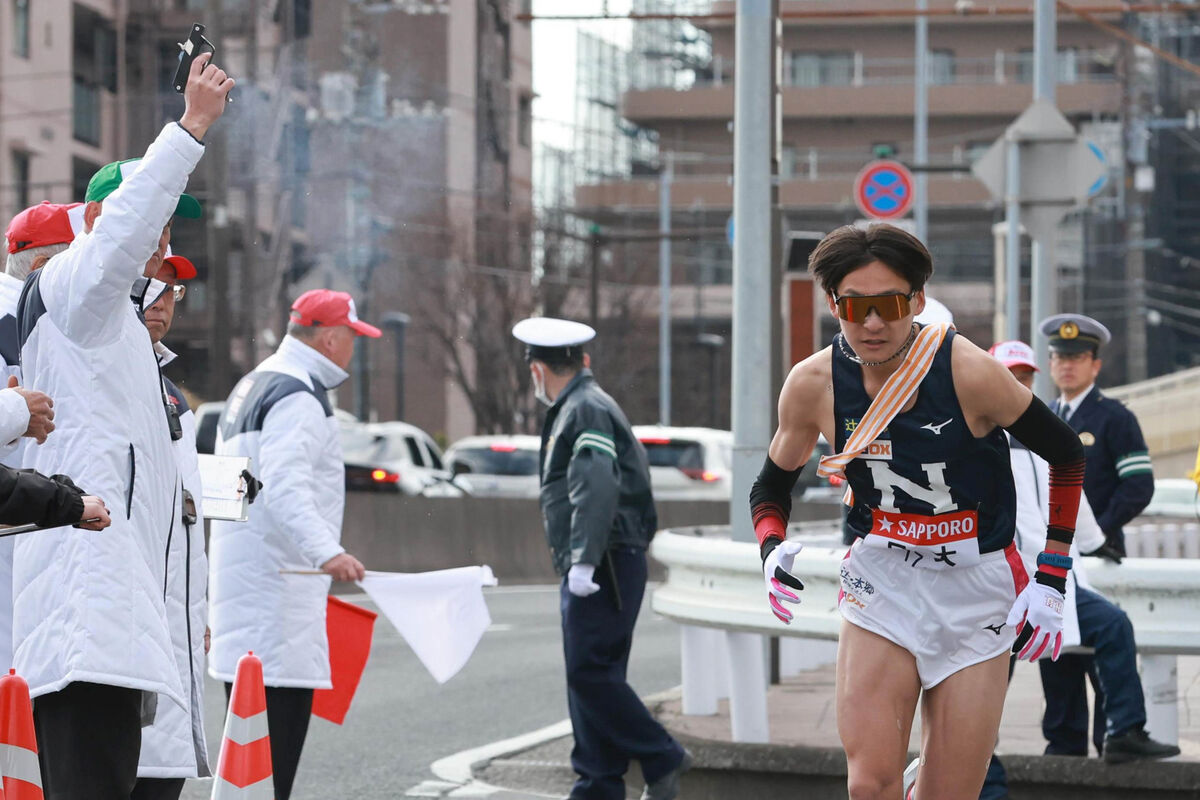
[915,651,1010,800]
[837,621,921,800]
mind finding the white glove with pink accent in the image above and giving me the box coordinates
[1006,581,1065,662]
[762,540,805,624]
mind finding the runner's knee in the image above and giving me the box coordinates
[846,769,899,800]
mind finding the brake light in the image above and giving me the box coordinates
[681,468,720,482]
[639,437,672,445]
[490,444,517,452]
[371,469,401,484]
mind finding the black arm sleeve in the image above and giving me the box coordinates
[0,467,85,528]
[750,456,804,560]
[1004,395,1085,556]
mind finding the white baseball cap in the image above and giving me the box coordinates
[988,340,1039,371]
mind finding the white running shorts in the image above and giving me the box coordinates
[838,537,1028,689]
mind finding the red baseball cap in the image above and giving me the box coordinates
[989,340,1039,371]
[290,289,381,337]
[162,245,197,280]
[6,201,83,254]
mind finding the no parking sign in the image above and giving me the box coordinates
[853,160,915,220]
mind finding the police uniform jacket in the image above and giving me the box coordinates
[538,369,656,576]
[1053,387,1154,542]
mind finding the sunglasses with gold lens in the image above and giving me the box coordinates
[834,291,915,323]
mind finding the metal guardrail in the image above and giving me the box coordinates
[650,525,1200,744]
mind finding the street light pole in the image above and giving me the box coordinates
[381,312,411,421]
[658,152,673,425]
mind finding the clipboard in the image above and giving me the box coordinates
[197,454,254,521]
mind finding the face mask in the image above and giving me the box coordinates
[532,364,553,407]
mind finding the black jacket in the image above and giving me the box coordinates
[0,468,85,529]
[538,369,657,576]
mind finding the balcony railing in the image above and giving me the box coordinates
[635,50,1118,91]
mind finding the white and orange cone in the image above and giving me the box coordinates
[211,652,273,799]
[0,669,41,799]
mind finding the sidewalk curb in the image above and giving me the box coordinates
[417,687,684,798]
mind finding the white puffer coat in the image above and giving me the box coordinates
[137,348,210,778]
[208,335,348,688]
[12,122,203,702]
[0,270,31,670]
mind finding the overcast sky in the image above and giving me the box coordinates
[532,0,633,151]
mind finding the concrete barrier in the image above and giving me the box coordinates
[341,493,842,582]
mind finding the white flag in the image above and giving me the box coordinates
[358,566,498,684]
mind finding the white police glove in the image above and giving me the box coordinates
[762,540,805,623]
[1006,580,1065,662]
[567,563,601,597]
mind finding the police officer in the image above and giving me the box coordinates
[1038,313,1158,760]
[513,317,691,800]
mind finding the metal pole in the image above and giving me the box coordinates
[914,0,929,243]
[731,0,773,546]
[590,227,602,327]
[1005,137,1021,342]
[1030,0,1057,396]
[659,153,673,425]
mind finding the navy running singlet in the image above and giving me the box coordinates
[833,327,1016,560]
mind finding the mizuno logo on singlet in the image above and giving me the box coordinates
[921,418,954,435]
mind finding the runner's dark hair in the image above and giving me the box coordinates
[808,224,933,296]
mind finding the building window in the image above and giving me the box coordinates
[71,157,100,203]
[930,49,955,85]
[72,78,100,145]
[13,0,28,58]
[1015,48,1078,84]
[518,93,533,148]
[11,151,29,211]
[789,51,853,88]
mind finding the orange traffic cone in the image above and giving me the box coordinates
[212,652,273,799]
[0,669,42,799]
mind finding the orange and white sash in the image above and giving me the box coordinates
[818,323,952,485]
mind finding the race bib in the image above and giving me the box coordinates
[863,508,981,570]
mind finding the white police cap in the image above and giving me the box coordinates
[512,317,596,361]
[1038,313,1111,354]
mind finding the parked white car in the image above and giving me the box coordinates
[342,421,464,497]
[632,425,732,501]
[445,435,541,499]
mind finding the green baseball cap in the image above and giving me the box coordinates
[84,159,203,219]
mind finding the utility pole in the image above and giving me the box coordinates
[658,152,673,425]
[1124,26,1149,383]
[913,0,929,243]
[205,0,232,398]
[1030,0,1057,398]
[241,0,261,365]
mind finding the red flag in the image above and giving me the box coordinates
[312,595,377,724]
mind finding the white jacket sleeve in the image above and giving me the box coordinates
[257,392,345,567]
[1073,493,1107,555]
[0,388,28,451]
[38,124,205,348]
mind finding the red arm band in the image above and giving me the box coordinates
[1047,457,1085,546]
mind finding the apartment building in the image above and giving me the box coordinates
[0,0,534,440]
[569,0,1138,424]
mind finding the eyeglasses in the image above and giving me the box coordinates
[833,291,915,323]
[169,284,186,302]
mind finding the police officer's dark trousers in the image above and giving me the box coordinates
[1039,586,1145,755]
[34,681,143,800]
[560,546,684,800]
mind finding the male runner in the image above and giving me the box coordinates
[750,224,1085,799]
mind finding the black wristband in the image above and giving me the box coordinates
[1034,569,1067,595]
[760,536,783,564]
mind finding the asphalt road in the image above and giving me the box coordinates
[180,583,681,799]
